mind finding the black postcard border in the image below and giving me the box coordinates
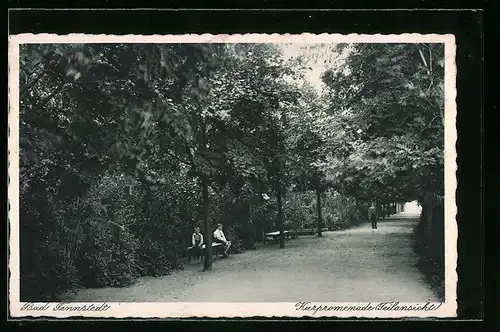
[6,6,487,329]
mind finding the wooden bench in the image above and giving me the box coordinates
[187,242,225,264]
[264,230,298,244]
[296,229,314,236]
[295,228,329,236]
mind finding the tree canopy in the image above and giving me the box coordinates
[17,42,444,300]
[320,43,444,203]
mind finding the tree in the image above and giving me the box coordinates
[287,83,331,237]
[19,43,229,289]
[320,43,445,203]
[209,43,302,249]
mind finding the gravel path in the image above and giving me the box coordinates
[60,213,439,302]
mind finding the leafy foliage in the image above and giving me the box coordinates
[320,43,445,203]
[17,42,440,300]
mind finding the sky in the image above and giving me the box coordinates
[278,43,348,93]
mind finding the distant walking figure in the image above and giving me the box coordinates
[369,204,378,230]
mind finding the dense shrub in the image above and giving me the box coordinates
[281,191,368,232]
[67,177,137,287]
[226,226,244,253]
[323,192,368,230]
[249,195,277,240]
[283,192,316,230]
[74,218,140,288]
[413,197,445,300]
[20,215,82,301]
[20,187,84,301]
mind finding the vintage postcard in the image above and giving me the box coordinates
[8,33,457,318]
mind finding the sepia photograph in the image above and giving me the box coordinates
[8,33,457,318]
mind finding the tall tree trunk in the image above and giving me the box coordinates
[316,188,323,237]
[259,183,265,241]
[246,202,253,245]
[276,180,285,249]
[201,175,212,271]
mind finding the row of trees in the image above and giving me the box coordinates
[18,42,444,300]
[320,43,446,289]
[319,43,444,202]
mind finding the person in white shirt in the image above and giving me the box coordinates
[213,223,231,257]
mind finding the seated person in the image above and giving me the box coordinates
[191,226,204,260]
[213,223,231,258]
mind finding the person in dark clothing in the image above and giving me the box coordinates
[369,204,378,229]
[191,227,204,261]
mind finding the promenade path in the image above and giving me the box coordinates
[60,212,439,302]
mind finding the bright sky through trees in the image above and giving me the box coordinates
[279,43,348,93]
